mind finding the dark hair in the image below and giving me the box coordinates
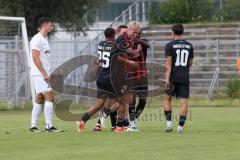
[117,25,127,29]
[172,24,184,35]
[138,29,142,37]
[37,17,52,29]
[104,28,115,38]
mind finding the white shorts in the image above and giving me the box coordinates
[32,76,52,94]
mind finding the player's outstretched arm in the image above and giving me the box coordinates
[118,55,138,69]
[125,47,141,56]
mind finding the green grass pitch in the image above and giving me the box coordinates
[0,98,240,160]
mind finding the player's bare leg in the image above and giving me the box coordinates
[94,99,111,130]
[114,104,127,132]
[164,95,173,132]
[177,99,188,133]
[104,99,120,128]
[86,98,106,116]
[94,98,119,131]
[113,94,129,132]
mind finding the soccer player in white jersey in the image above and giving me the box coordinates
[29,17,62,132]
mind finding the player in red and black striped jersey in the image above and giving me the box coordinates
[164,24,194,133]
[113,21,143,132]
[128,30,149,131]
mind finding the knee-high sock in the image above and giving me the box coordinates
[129,95,136,122]
[179,115,187,127]
[135,98,146,119]
[110,111,117,128]
[44,101,53,129]
[129,106,136,121]
[31,103,42,128]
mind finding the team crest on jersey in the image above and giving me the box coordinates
[120,85,128,94]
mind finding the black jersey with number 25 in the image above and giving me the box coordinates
[165,40,194,83]
[97,40,118,82]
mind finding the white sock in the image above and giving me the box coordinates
[44,101,53,129]
[178,126,183,130]
[166,121,173,128]
[31,103,42,128]
[130,121,136,128]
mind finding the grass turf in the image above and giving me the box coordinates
[0,98,240,160]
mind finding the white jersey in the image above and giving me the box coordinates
[30,32,51,76]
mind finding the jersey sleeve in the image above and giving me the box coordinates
[141,39,150,48]
[116,36,128,53]
[115,36,123,45]
[31,37,41,51]
[165,43,172,57]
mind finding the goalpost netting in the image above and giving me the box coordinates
[0,16,34,107]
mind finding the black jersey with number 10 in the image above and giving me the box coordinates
[165,40,194,83]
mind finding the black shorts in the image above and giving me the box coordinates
[167,82,189,99]
[96,79,116,99]
[113,83,129,97]
[119,73,148,97]
[128,74,148,97]
[132,85,148,98]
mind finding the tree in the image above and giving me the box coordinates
[149,0,213,24]
[221,0,240,20]
[0,0,107,37]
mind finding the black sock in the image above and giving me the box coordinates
[97,119,101,126]
[102,107,111,116]
[123,119,129,127]
[129,106,136,121]
[116,118,124,127]
[179,115,187,127]
[81,113,90,123]
[135,99,146,119]
[164,111,172,121]
[110,111,117,128]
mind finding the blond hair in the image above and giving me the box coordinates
[128,21,141,30]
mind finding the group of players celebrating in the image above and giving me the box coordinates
[76,21,149,132]
[76,21,194,133]
[29,17,193,134]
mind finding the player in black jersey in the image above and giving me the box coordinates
[93,24,129,132]
[164,24,194,133]
[75,28,120,132]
